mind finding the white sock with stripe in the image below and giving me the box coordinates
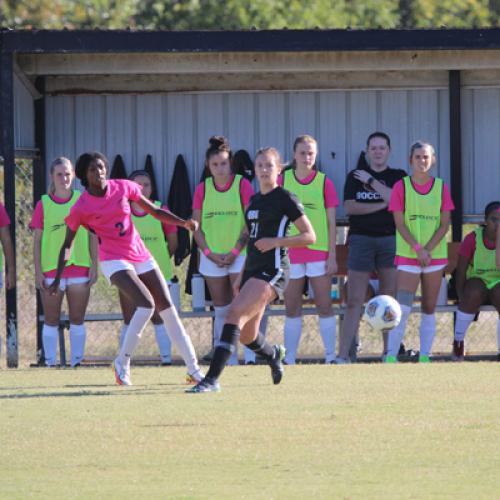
[69,323,86,367]
[42,324,58,366]
[159,306,202,378]
[419,313,436,357]
[454,311,475,342]
[284,316,302,364]
[154,323,172,363]
[387,304,411,357]
[117,307,154,366]
[319,316,337,363]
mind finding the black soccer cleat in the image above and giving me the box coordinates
[269,344,286,385]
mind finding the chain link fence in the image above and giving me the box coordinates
[1,162,499,367]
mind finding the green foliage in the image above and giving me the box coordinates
[1,0,498,30]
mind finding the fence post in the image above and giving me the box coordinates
[0,51,19,367]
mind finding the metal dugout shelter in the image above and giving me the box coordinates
[2,28,500,366]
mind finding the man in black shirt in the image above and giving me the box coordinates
[338,132,406,363]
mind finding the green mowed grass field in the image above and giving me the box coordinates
[1,363,499,499]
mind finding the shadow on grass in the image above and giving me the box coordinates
[0,385,183,400]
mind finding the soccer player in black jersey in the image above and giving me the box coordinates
[187,147,316,393]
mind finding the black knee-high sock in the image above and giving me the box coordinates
[205,323,240,382]
[245,332,275,361]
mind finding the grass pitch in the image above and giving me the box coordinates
[1,363,499,499]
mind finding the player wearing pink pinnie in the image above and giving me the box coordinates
[385,141,454,363]
[280,135,339,364]
[31,157,98,367]
[0,200,15,291]
[453,201,500,361]
[192,136,254,365]
[117,169,179,365]
[47,151,203,385]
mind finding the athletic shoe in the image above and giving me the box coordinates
[418,354,431,363]
[112,358,131,386]
[185,369,204,385]
[245,361,256,365]
[185,378,220,393]
[269,344,286,385]
[451,340,465,361]
[384,355,398,363]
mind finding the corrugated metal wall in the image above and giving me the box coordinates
[462,87,500,216]
[45,89,451,217]
[13,74,35,151]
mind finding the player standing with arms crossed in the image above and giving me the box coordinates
[281,135,339,364]
[192,136,254,365]
[31,157,97,367]
[187,147,315,393]
[338,132,406,363]
[48,152,203,385]
[385,141,454,362]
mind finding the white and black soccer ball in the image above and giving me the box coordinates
[363,295,402,332]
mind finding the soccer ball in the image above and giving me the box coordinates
[363,295,402,332]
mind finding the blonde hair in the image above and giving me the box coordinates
[255,147,283,168]
[293,134,317,152]
[48,157,73,195]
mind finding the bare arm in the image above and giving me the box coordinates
[191,208,225,267]
[254,215,316,253]
[352,169,393,203]
[0,225,16,290]
[454,254,469,302]
[166,232,178,257]
[326,207,337,275]
[344,199,387,216]
[88,232,99,286]
[47,226,77,294]
[136,196,197,231]
[33,228,45,289]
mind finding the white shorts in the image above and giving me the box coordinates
[397,264,446,275]
[45,276,90,292]
[100,258,158,283]
[289,261,326,280]
[199,252,245,278]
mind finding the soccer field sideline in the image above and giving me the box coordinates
[1,364,499,499]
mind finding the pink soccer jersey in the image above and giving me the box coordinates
[65,179,151,262]
[0,202,10,227]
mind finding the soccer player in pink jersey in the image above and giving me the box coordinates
[48,152,203,385]
[0,200,15,291]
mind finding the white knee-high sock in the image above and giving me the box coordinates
[154,323,172,362]
[387,304,411,356]
[497,318,500,353]
[42,324,59,366]
[319,316,337,362]
[419,313,436,357]
[159,307,202,377]
[454,311,475,342]
[119,324,128,348]
[69,323,86,367]
[284,316,302,364]
[117,307,154,365]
